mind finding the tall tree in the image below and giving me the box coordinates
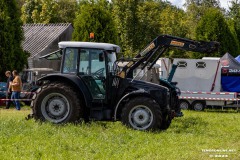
[56,0,78,24]
[38,0,59,23]
[228,0,240,47]
[72,0,118,44]
[185,0,222,39]
[159,6,189,58]
[113,0,169,57]
[21,0,41,24]
[185,0,220,8]
[112,0,141,57]
[195,8,240,58]
[21,0,78,24]
[16,0,25,9]
[136,1,163,52]
[0,0,29,78]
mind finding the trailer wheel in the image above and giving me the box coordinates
[179,100,191,110]
[121,97,162,131]
[32,82,83,123]
[192,101,205,111]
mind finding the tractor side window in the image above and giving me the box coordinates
[63,48,78,73]
[107,52,117,72]
[79,50,89,74]
[79,49,106,76]
[90,50,106,76]
[79,49,106,99]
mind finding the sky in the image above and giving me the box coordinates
[168,0,231,10]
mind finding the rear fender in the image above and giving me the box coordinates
[37,74,92,108]
[114,89,154,121]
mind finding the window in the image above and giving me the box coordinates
[40,50,62,60]
[177,61,187,68]
[107,52,117,72]
[79,49,106,99]
[79,50,89,74]
[196,62,206,68]
[90,50,105,75]
[79,49,105,76]
[63,48,78,73]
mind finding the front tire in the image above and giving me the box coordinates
[31,82,83,123]
[121,97,162,131]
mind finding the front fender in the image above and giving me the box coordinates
[113,89,152,121]
[37,74,92,108]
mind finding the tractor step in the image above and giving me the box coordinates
[90,108,112,120]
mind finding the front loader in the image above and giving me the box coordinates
[29,35,219,131]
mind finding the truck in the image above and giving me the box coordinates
[157,54,240,111]
[28,35,219,131]
[20,68,55,105]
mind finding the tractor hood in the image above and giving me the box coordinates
[129,78,169,92]
[124,78,170,108]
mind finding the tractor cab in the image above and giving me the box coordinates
[60,42,119,100]
[41,42,120,101]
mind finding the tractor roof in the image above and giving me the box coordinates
[58,41,121,53]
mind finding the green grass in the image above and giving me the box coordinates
[0,107,239,160]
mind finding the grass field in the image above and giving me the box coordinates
[0,107,239,160]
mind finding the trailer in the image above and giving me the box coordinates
[157,57,240,111]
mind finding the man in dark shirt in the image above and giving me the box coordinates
[5,71,13,109]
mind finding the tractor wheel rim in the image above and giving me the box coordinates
[129,105,153,130]
[41,93,70,123]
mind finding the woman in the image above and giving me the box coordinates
[10,70,22,110]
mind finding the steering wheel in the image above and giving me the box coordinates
[92,68,105,79]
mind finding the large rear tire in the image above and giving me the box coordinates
[31,82,83,123]
[24,93,34,106]
[121,97,162,131]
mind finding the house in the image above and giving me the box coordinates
[22,23,73,70]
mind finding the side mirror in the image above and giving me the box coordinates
[99,52,104,62]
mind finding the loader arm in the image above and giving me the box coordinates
[119,35,220,78]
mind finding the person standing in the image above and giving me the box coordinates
[5,71,13,109]
[10,70,22,110]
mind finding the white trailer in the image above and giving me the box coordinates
[157,58,240,111]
